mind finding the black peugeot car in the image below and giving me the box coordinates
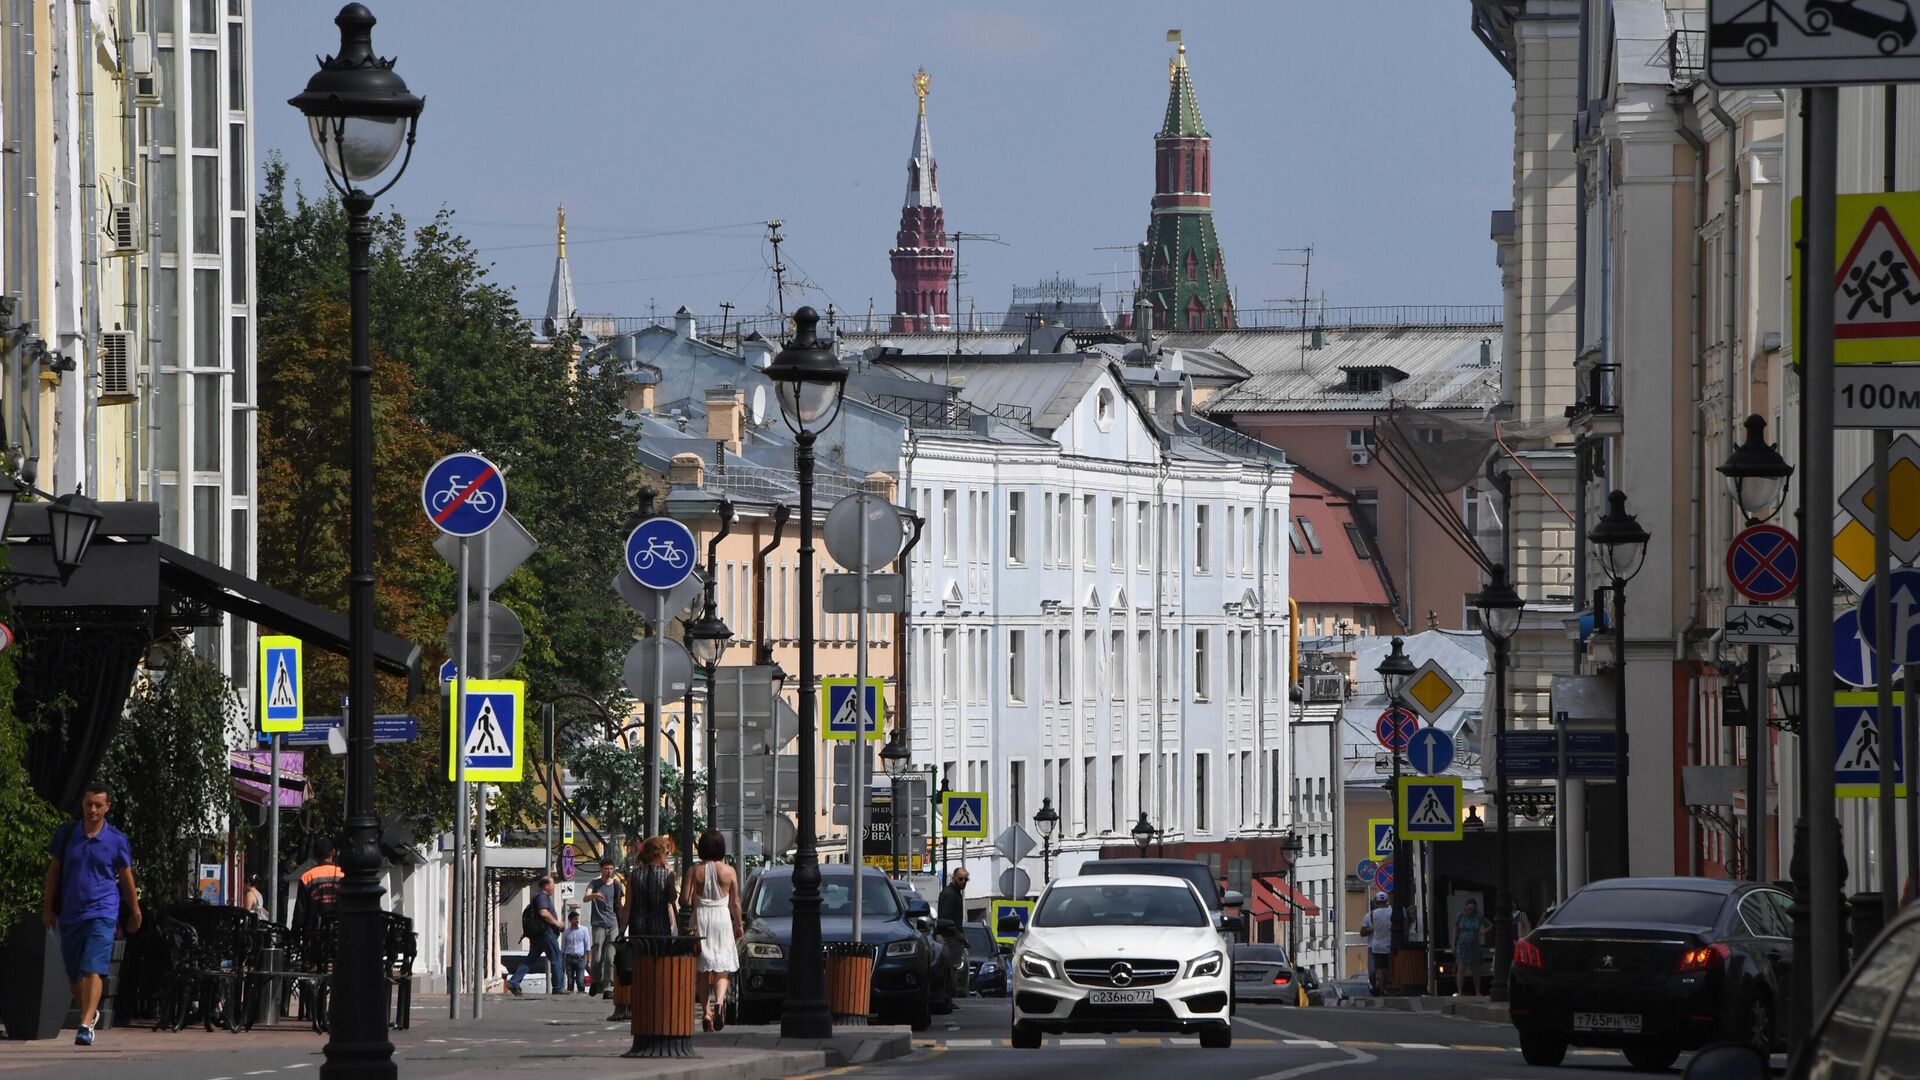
[733,864,933,1030]
[1508,876,1792,1070]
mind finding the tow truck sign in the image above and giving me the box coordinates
[1708,0,1920,88]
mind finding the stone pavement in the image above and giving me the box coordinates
[0,991,911,1080]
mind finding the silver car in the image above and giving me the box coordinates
[1232,944,1308,1005]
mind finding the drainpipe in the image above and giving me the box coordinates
[78,0,101,496]
[1674,97,1710,880]
[1254,461,1275,827]
[1153,444,1169,830]
[753,505,792,666]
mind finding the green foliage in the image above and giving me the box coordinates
[96,643,241,898]
[562,741,706,856]
[0,635,60,928]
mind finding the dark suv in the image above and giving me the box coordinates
[1080,858,1242,921]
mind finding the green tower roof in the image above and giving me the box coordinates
[1158,43,1208,139]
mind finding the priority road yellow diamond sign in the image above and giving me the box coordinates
[1837,434,1920,566]
[1400,659,1464,724]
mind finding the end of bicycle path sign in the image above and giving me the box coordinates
[422,452,506,537]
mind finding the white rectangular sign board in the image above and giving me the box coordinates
[1725,603,1802,646]
[1708,0,1920,88]
[1835,364,1920,428]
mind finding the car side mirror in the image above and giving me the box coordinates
[1679,1042,1766,1079]
[1222,890,1245,909]
[913,916,932,933]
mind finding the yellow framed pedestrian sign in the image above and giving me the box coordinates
[941,791,988,838]
[446,679,524,783]
[990,898,1034,945]
[1368,818,1396,860]
[258,636,304,733]
[1397,776,1465,841]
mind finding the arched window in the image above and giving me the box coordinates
[1186,150,1195,191]
[1185,251,1199,282]
[1186,296,1204,330]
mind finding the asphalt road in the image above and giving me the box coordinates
[866,995,1770,1079]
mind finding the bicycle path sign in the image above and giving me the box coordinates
[422,452,506,537]
[625,517,697,590]
[1726,524,1800,602]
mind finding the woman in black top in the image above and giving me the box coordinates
[622,835,677,938]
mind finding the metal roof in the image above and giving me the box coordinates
[1178,325,1502,414]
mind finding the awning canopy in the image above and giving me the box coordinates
[1251,874,1322,921]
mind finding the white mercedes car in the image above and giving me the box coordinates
[1010,874,1234,1048]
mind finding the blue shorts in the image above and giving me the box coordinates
[59,918,116,982]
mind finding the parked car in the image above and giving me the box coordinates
[1328,974,1373,1006]
[734,864,933,1030]
[1011,875,1234,1049]
[964,922,1009,997]
[1508,877,1792,1070]
[1232,944,1309,1006]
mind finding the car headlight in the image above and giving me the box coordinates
[1187,951,1224,978]
[980,962,999,974]
[1017,953,1056,980]
[885,939,918,957]
[745,942,784,959]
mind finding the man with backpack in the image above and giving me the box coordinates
[42,783,142,1047]
[507,877,566,996]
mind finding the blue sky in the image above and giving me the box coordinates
[256,2,1515,325]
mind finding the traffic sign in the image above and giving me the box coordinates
[624,638,693,700]
[259,635,304,733]
[823,492,906,573]
[1726,524,1801,602]
[446,679,524,783]
[821,676,885,741]
[1355,861,1377,884]
[1498,731,1560,780]
[1375,707,1419,751]
[1838,435,1920,563]
[1725,604,1801,646]
[439,658,459,684]
[422,452,506,537]
[1407,727,1456,776]
[997,867,1031,901]
[1858,568,1920,665]
[1836,365,1920,429]
[1835,608,1880,688]
[823,573,905,614]
[1400,659,1465,724]
[1795,193,1920,364]
[560,844,575,882]
[258,714,417,746]
[1707,0,1920,87]
[624,516,698,590]
[433,511,538,591]
[443,601,526,676]
[994,824,1037,865]
[1834,510,1903,594]
[941,791,987,838]
[1368,818,1396,859]
[1398,776,1464,841]
[1374,859,1395,893]
[1835,692,1907,798]
[990,899,1034,945]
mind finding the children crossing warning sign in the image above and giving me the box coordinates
[258,636,304,733]
[1795,192,1920,365]
[1398,776,1464,841]
[1835,692,1906,798]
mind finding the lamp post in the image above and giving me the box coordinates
[1717,415,1793,885]
[0,487,106,589]
[1588,490,1649,880]
[1472,564,1525,1002]
[882,732,912,878]
[765,306,848,1039]
[1033,797,1060,885]
[685,605,732,876]
[289,7,421,1075]
[1376,637,1415,984]
[1279,831,1303,962]
[1132,813,1157,856]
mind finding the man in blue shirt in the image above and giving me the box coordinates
[41,783,141,1046]
[507,877,565,995]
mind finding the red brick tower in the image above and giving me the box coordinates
[890,67,955,332]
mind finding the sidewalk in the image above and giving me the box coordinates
[1346,993,1511,1025]
[0,991,912,1079]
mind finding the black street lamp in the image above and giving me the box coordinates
[881,732,912,878]
[1589,490,1649,879]
[0,486,108,589]
[1033,797,1060,885]
[1132,812,1157,856]
[1279,831,1303,962]
[685,604,732,876]
[1473,564,1525,1002]
[1718,417,1794,887]
[764,306,848,1039]
[1376,637,1416,971]
[289,7,421,1075]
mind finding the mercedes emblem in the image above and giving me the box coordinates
[1108,961,1135,986]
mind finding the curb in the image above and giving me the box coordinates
[575,1050,827,1080]
[699,1026,915,1067]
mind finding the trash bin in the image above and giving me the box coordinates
[623,935,699,1059]
[1849,892,1884,965]
[824,941,877,1027]
[1,919,71,1040]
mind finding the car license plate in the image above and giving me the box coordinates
[1573,1012,1643,1033]
[1089,989,1153,1005]
[1234,970,1265,981]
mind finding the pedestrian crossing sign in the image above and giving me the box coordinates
[821,676,885,741]
[1398,776,1464,840]
[941,791,988,838]
[447,679,524,783]
[1368,818,1396,859]
[1835,692,1906,798]
[258,636,304,733]
[990,899,1034,945]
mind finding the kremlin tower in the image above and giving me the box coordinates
[889,67,955,332]
[1140,32,1234,330]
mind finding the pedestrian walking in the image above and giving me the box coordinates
[1359,891,1395,996]
[585,857,624,998]
[292,836,343,933]
[936,867,971,1000]
[682,830,741,1032]
[1452,898,1489,997]
[41,783,141,1047]
[561,910,590,993]
[507,876,567,996]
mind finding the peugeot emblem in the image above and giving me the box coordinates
[1109,962,1135,986]
[1597,954,1616,970]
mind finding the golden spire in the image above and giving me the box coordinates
[556,204,567,259]
[1167,27,1185,75]
[914,66,931,116]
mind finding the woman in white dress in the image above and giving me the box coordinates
[684,829,742,1031]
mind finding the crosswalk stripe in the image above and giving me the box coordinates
[1058,1038,1107,1046]
[1115,1037,1164,1045]
[1285,1038,1336,1048]
[1395,1042,1448,1049]
[946,1039,999,1048]
[1455,1044,1510,1052]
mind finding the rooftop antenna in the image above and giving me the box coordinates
[718,301,735,348]
[767,219,788,328]
[1271,245,1315,368]
[948,229,1006,389]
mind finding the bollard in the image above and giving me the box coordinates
[624,934,699,1058]
[824,941,877,1027]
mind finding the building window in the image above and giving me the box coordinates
[1135,502,1152,571]
[1095,388,1115,432]
[1042,630,1057,702]
[1288,520,1305,554]
[1043,494,1055,566]
[1007,630,1026,704]
[1054,496,1071,565]
[942,489,958,564]
[1346,427,1377,450]
[1056,632,1072,705]
[1193,629,1211,701]
[1010,760,1026,824]
[1194,505,1211,574]
[1185,250,1199,281]
[1137,631,1152,703]
[1083,756,1095,835]
[1138,753,1150,820]
[1082,630,1097,700]
[942,629,959,702]
[1295,516,1322,554]
[1239,631,1253,698]
[1353,488,1380,537]
[1241,507,1255,573]
[1110,497,1125,568]
[1110,630,1126,701]
[1081,494,1096,567]
[1345,523,1372,559]
[1225,508,1237,577]
[1110,755,1122,833]
[1008,491,1026,565]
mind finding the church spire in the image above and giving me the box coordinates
[890,67,954,332]
[544,203,578,338]
[1140,31,1233,331]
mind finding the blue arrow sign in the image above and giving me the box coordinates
[1407,727,1455,776]
[624,517,697,590]
[440,658,459,684]
[1835,608,1880,689]
[1857,568,1920,666]
[422,453,506,537]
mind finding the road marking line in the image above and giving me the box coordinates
[1285,1038,1336,1048]
[946,1038,997,1048]
[1115,1036,1163,1045]
[1454,1044,1509,1052]
[285,1066,314,1071]
[449,1047,469,1053]
[1058,1038,1107,1046]
[244,1072,277,1076]
[1234,1013,1380,1080]
[1344,1041,1393,1049]
[1395,1042,1448,1049]
[1572,1049,1612,1056]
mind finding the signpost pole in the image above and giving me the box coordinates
[1906,661,1918,893]
[543,703,554,879]
[1749,643,1767,883]
[453,536,468,1019]
[736,669,747,869]
[649,590,665,838]
[1873,428,1897,922]
[852,505,869,946]
[474,531,491,1021]
[1804,85,1843,1013]
[265,730,282,1025]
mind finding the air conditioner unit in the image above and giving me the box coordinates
[99,332,136,404]
[1350,450,1371,466]
[1306,674,1346,702]
[129,34,160,107]
[105,204,140,255]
